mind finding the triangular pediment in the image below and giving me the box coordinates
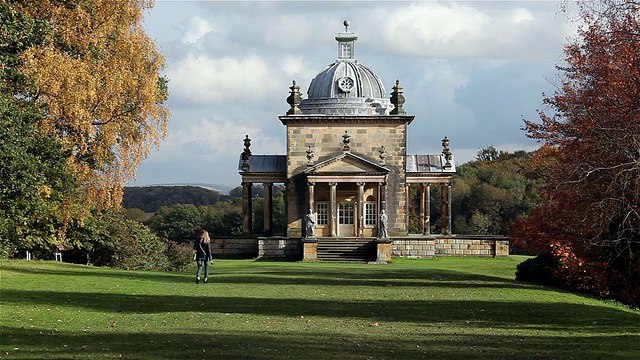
[304,152,389,174]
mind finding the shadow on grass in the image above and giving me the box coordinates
[3,289,639,332]
[220,267,534,288]
[1,263,535,290]
[0,262,188,283]
[2,325,638,360]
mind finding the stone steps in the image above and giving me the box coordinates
[316,238,377,262]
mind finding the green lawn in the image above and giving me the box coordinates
[1,256,638,359]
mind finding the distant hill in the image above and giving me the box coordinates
[140,183,235,195]
[122,185,239,213]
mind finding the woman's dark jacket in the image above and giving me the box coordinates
[194,239,212,261]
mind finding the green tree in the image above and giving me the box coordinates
[124,208,147,222]
[475,146,500,162]
[0,98,76,257]
[449,150,538,236]
[200,201,242,236]
[148,204,202,242]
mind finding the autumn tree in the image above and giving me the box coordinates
[512,0,640,306]
[11,0,169,209]
[1,0,168,253]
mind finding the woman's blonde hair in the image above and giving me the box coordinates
[200,230,210,244]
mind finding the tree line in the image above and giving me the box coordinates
[123,186,236,213]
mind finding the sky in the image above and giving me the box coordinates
[129,0,577,189]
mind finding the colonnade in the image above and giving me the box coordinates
[242,180,452,237]
[410,182,452,235]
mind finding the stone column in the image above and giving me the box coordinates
[440,182,452,235]
[405,182,411,234]
[307,181,315,214]
[329,182,337,237]
[357,182,365,237]
[242,182,253,234]
[263,183,273,236]
[420,183,426,235]
[284,180,289,236]
[423,183,431,236]
[447,182,452,235]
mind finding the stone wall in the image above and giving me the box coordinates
[259,237,302,259]
[391,238,435,258]
[392,235,509,258]
[211,235,508,260]
[211,238,258,258]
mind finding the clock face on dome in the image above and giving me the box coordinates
[338,76,354,92]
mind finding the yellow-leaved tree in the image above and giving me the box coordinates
[18,0,169,209]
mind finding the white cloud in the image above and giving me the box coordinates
[156,116,277,165]
[182,16,220,45]
[167,53,282,104]
[264,14,315,49]
[359,2,568,59]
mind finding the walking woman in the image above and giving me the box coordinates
[194,230,212,283]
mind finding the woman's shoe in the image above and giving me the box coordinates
[196,277,200,284]
[204,278,208,283]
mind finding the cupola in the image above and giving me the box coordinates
[298,20,394,116]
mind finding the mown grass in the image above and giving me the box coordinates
[1,256,638,359]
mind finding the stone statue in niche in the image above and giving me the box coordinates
[378,209,389,239]
[305,209,316,238]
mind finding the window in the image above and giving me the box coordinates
[316,203,328,226]
[339,202,355,225]
[365,202,377,226]
[340,43,352,59]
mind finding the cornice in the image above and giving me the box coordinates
[279,114,414,125]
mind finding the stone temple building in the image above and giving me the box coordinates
[236,21,508,261]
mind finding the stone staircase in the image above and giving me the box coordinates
[316,238,377,262]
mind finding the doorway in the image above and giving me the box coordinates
[338,202,355,236]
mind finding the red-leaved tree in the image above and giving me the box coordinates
[511,0,640,307]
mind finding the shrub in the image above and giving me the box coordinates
[165,240,193,272]
[88,210,168,270]
[515,253,563,288]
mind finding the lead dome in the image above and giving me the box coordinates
[298,21,394,116]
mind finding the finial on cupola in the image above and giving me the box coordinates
[241,135,252,171]
[390,79,406,115]
[442,136,453,170]
[286,80,303,115]
[336,20,357,60]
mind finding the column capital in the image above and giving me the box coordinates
[329,182,338,187]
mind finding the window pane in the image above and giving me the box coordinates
[365,202,377,226]
[339,203,354,225]
[316,203,328,226]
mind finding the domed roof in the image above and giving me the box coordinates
[299,21,394,116]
